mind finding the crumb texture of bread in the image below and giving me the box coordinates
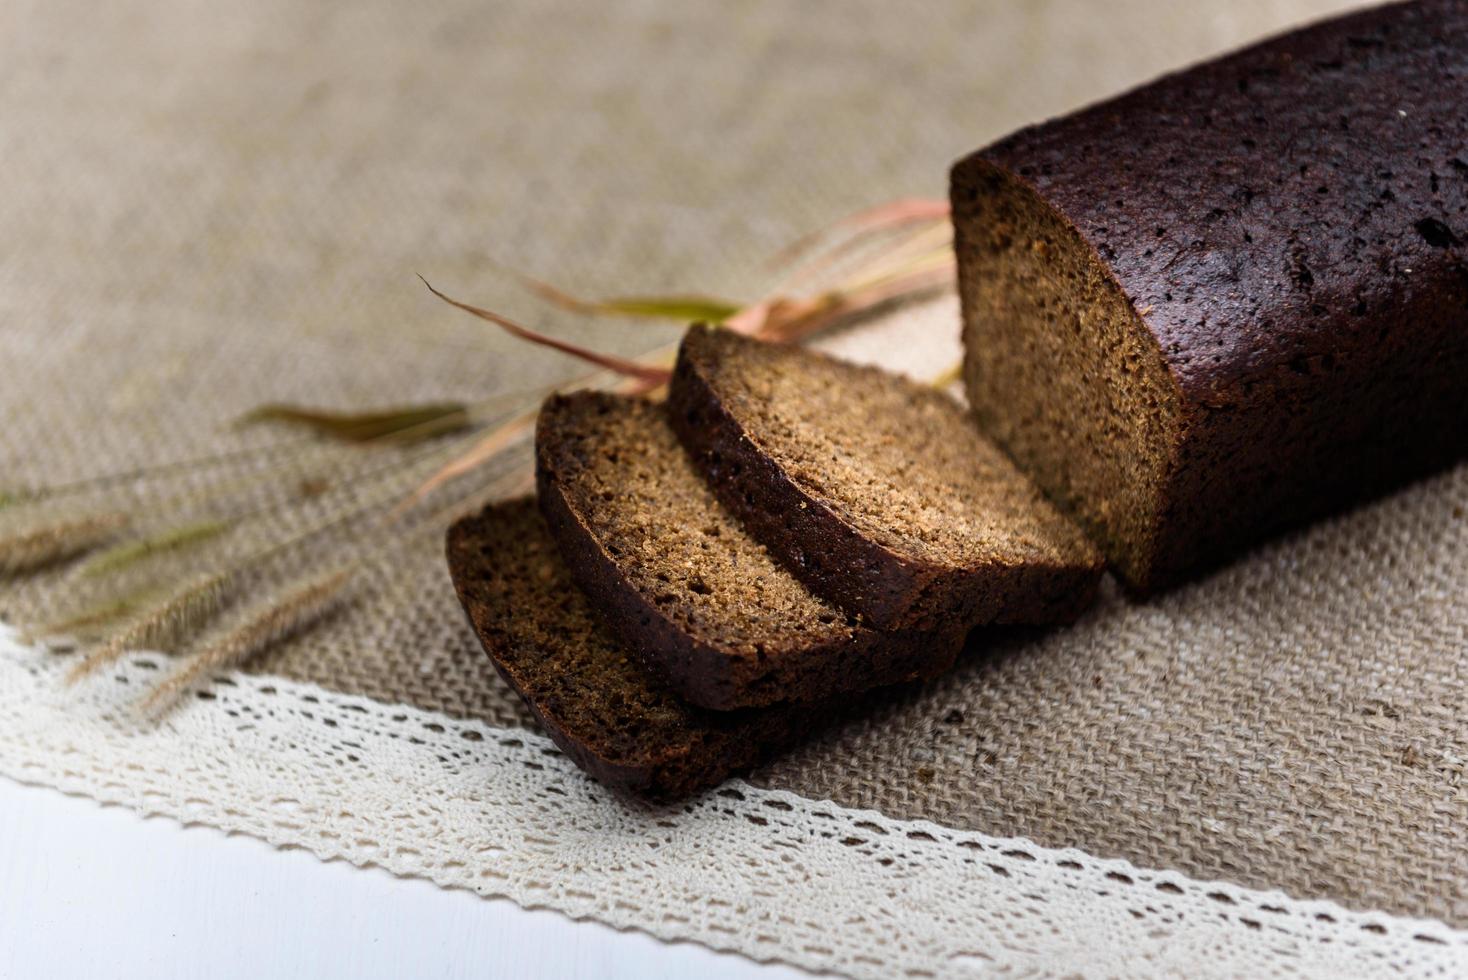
[954,0,1468,592]
[535,392,963,709]
[669,324,1102,630]
[445,498,822,800]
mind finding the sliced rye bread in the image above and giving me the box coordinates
[535,391,967,710]
[445,498,826,799]
[668,324,1104,630]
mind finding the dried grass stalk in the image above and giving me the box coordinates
[78,519,232,578]
[21,586,165,644]
[499,266,741,323]
[141,567,355,712]
[67,570,233,683]
[766,197,951,271]
[0,513,131,574]
[770,207,951,295]
[392,404,540,518]
[237,403,471,444]
[419,277,671,385]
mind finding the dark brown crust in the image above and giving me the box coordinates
[445,499,830,801]
[668,325,1102,629]
[535,393,964,710]
[954,0,1468,592]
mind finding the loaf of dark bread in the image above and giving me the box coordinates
[668,324,1103,630]
[445,498,827,799]
[952,0,1468,592]
[535,391,967,710]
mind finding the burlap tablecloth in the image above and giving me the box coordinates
[4,0,1464,947]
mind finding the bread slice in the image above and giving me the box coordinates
[535,392,965,710]
[668,324,1103,630]
[446,498,823,799]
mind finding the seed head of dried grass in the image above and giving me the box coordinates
[140,566,355,713]
[0,513,131,575]
[66,571,234,684]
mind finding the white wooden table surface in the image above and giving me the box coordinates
[0,776,816,980]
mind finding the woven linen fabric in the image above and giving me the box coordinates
[4,0,1464,956]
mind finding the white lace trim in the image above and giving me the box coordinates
[2,626,1462,979]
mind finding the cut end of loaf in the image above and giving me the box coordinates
[952,157,1183,591]
[671,324,1103,627]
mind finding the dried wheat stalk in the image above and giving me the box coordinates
[66,570,234,683]
[141,567,355,712]
[77,519,232,578]
[0,513,131,574]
